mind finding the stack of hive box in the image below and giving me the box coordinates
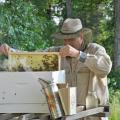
[0,51,65,113]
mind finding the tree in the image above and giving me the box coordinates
[114,0,120,68]
[66,0,72,18]
[0,0,57,51]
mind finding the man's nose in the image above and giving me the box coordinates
[64,39,70,45]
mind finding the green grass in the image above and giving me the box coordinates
[109,91,120,120]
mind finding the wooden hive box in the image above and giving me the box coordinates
[0,70,65,113]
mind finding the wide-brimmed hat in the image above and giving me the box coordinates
[52,18,83,39]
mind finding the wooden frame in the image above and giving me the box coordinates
[8,52,61,71]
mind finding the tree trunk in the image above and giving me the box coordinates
[114,0,120,68]
[66,0,72,18]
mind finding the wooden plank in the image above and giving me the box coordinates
[62,107,105,120]
[93,106,110,117]
[0,113,23,120]
[9,52,59,55]
[0,104,49,113]
[0,113,50,120]
[93,112,110,117]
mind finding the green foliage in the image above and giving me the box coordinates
[109,91,120,120]
[108,68,120,120]
[0,0,57,51]
[72,0,114,59]
[30,0,50,18]
[108,68,120,92]
[106,68,120,120]
[95,0,114,60]
[108,68,120,119]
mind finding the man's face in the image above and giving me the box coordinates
[64,34,83,50]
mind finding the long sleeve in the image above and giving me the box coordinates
[84,43,112,78]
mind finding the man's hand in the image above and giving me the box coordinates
[0,43,10,56]
[59,45,80,57]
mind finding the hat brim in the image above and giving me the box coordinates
[52,31,81,40]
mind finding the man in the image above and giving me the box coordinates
[0,18,112,120]
[44,18,112,120]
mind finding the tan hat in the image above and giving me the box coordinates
[52,18,83,39]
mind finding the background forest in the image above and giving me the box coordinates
[0,0,120,119]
